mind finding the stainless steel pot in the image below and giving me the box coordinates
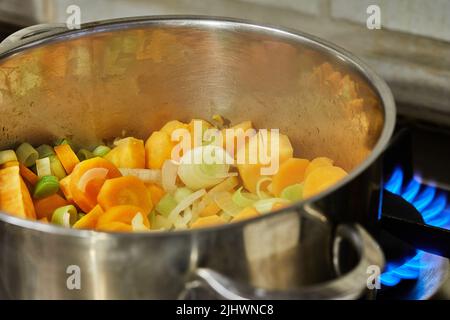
[0,16,395,299]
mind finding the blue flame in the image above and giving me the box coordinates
[381,167,449,287]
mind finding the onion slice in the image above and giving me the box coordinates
[131,212,149,232]
[162,160,178,192]
[119,168,161,184]
[168,189,206,223]
[77,167,109,192]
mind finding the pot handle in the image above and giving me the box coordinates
[1,24,68,49]
[181,224,384,300]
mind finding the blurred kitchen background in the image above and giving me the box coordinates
[0,0,449,126]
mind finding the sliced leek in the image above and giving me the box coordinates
[15,143,38,167]
[51,205,77,227]
[0,150,17,165]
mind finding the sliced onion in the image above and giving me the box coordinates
[168,189,206,223]
[119,168,161,184]
[253,198,290,214]
[232,187,258,207]
[205,176,239,200]
[174,207,193,230]
[162,160,178,193]
[213,191,242,216]
[77,167,109,193]
[131,212,149,232]
[256,177,272,199]
[177,146,233,190]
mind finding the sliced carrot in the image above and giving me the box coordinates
[105,137,145,169]
[160,120,188,136]
[96,205,149,229]
[73,204,104,230]
[33,193,69,220]
[54,144,80,174]
[303,166,347,198]
[19,163,39,185]
[0,166,36,219]
[97,176,153,214]
[145,183,165,205]
[145,131,173,169]
[96,221,132,232]
[69,157,122,212]
[20,177,36,220]
[191,215,226,229]
[199,202,221,217]
[304,157,334,178]
[59,174,73,202]
[231,207,260,222]
[271,158,310,196]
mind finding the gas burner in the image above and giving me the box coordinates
[379,167,449,298]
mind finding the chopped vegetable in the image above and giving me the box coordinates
[36,157,52,177]
[19,163,39,185]
[15,143,38,167]
[155,193,177,217]
[146,183,165,205]
[160,120,188,136]
[304,157,334,178]
[168,189,206,223]
[131,212,150,231]
[152,214,172,230]
[119,168,161,184]
[255,177,272,199]
[303,166,347,198]
[174,187,193,203]
[51,205,77,227]
[33,175,60,199]
[97,176,153,214]
[198,201,221,217]
[77,149,93,161]
[271,158,310,196]
[280,183,303,202]
[0,150,18,165]
[145,131,173,169]
[34,193,69,219]
[161,159,178,192]
[0,160,19,169]
[0,166,36,219]
[49,155,67,179]
[54,144,80,174]
[59,174,73,202]
[36,144,55,159]
[73,205,104,229]
[69,157,122,212]
[213,191,242,216]
[92,145,111,157]
[253,198,290,214]
[232,187,258,207]
[96,205,149,231]
[232,207,260,222]
[105,137,145,169]
[191,215,226,229]
[177,146,232,190]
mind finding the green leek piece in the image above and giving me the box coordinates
[16,143,38,167]
[155,194,178,217]
[33,175,60,199]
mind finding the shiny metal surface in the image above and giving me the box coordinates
[0,16,394,299]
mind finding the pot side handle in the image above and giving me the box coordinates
[182,224,384,300]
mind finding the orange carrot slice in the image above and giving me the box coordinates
[191,215,226,228]
[199,202,221,217]
[19,163,39,185]
[145,183,165,205]
[0,166,36,219]
[33,193,69,220]
[304,157,334,178]
[303,166,347,198]
[54,144,80,174]
[96,221,132,232]
[97,176,153,214]
[96,205,150,229]
[105,137,146,169]
[231,207,260,222]
[59,174,73,202]
[73,204,104,230]
[271,158,310,196]
[69,157,122,212]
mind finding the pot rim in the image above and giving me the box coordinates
[0,15,396,238]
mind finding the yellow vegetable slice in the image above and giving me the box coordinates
[303,166,347,198]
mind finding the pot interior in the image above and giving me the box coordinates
[0,20,384,172]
